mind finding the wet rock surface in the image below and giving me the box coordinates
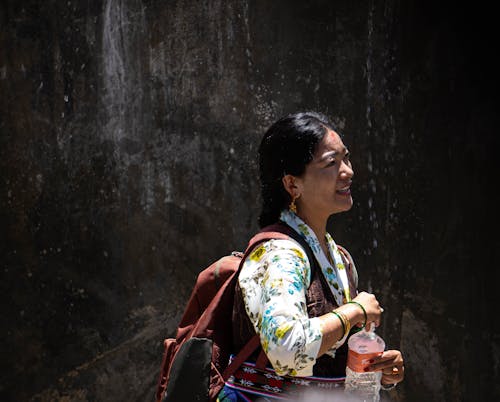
[1,1,498,401]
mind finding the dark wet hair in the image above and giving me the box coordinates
[258,111,335,227]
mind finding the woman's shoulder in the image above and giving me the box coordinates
[246,237,309,263]
[239,237,312,285]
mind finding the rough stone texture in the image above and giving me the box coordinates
[1,1,498,401]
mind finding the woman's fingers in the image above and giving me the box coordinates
[381,364,405,384]
[368,350,403,370]
[352,291,382,323]
[366,350,405,384]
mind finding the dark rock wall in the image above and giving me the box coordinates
[1,1,498,401]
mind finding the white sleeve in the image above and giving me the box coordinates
[238,239,323,376]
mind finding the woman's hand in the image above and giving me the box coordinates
[351,291,384,327]
[367,349,405,386]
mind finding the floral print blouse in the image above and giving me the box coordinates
[238,210,354,377]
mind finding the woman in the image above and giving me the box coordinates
[218,112,404,401]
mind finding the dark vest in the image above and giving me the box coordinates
[232,223,358,378]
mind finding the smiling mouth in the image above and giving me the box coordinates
[336,184,351,195]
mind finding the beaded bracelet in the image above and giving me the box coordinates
[347,301,367,328]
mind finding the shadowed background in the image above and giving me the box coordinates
[1,1,498,401]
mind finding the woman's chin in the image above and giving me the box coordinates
[332,200,353,214]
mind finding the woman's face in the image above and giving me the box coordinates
[296,129,354,217]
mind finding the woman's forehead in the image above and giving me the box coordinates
[315,129,347,157]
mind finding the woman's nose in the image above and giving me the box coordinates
[340,161,354,178]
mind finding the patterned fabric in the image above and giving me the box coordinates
[217,385,257,402]
[280,210,351,305]
[218,358,345,401]
[238,210,352,377]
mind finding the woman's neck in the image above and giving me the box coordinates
[296,209,328,241]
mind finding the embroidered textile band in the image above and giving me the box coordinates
[225,357,345,399]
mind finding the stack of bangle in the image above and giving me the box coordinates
[347,301,367,328]
[330,309,351,341]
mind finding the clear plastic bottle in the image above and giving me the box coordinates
[344,323,385,402]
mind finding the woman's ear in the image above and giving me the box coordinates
[282,174,300,198]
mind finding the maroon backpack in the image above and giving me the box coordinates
[155,223,301,402]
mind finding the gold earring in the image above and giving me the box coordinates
[289,195,298,213]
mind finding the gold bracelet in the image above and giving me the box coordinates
[336,309,351,336]
[330,309,351,341]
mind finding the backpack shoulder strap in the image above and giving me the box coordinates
[222,334,261,379]
[252,222,317,270]
[188,226,290,338]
